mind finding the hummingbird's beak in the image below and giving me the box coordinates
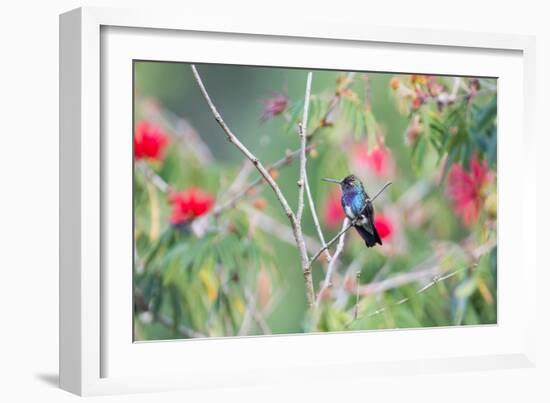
[322,178,342,184]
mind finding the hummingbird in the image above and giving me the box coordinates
[322,174,382,247]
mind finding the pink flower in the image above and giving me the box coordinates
[323,190,345,229]
[168,188,214,225]
[260,92,288,122]
[353,144,394,177]
[446,158,492,226]
[374,214,393,240]
[134,121,169,161]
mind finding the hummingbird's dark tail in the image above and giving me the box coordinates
[354,222,382,248]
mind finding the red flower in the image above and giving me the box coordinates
[374,214,393,240]
[411,96,423,110]
[323,190,345,229]
[260,92,288,122]
[168,188,214,225]
[446,158,492,226]
[134,121,169,161]
[353,144,394,177]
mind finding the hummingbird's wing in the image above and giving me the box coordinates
[354,223,382,247]
[355,198,382,247]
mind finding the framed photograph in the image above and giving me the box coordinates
[60,7,537,396]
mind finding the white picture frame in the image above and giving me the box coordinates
[59,6,537,396]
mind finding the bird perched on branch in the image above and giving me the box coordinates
[322,174,383,247]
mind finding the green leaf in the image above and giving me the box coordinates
[475,96,497,133]
[455,277,477,299]
[169,285,182,334]
[216,239,236,271]
[412,137,427,169]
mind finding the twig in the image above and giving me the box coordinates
[350,238,496,322]
[361,266,469,320]
[308,219,355,265]
[312,72,355,134]
[356,239,495,297]
[246,288,272,335]
[299,74,330,262]
[136,153,324,256]
[245,206,322,255]
[191,65,294,224]
[323,180,433,309]
[238,288,272,336]
[135,286,205,338]
[157,314,206,338]
[315,217,350,306]
[450,77,462,100]
[369,181,392,202]
[137,94,214,164]
[191,65,315,307]
[305,175,331,262]
[253,310,272,335]
[296,72,313,224]
[137,161,170,193]
[356,261,444,296]
[220,160,254,200]
[353,270,361,320]
[198,144,317,224]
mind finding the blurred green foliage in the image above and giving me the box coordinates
[133,62,497,340]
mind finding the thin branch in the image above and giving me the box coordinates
[245,206,322,255]
[356,261,445,296]
[209,144,317,218]
[315,217,350,306]
[137,161,170,193]
[450,77,462,100]
[369,181,392,202]
[191,64,295,227]
[360,266,471,320]
[220,160,255,201]
[135,287,205,338]
[238,288,272,336]
[296,72,313,224]
[298,74,330,262]
[191,65,295,226]
[312,72,356,134]
[247,288,272,335]
[309,219,355,265]
[349,239,496,322]
[157,314,206,338]
[305,175,331,262]
[136,150,324,256]
[356,239,495,297]
[353,270,361,320]
[137,94,214,164]
[191,65,314,307]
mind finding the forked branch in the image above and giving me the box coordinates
[315,217,350,306]
[191,65,316,307]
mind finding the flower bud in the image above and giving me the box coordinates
[253,198,268,210]
[484,193,497,219]
[390,78,401,91]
